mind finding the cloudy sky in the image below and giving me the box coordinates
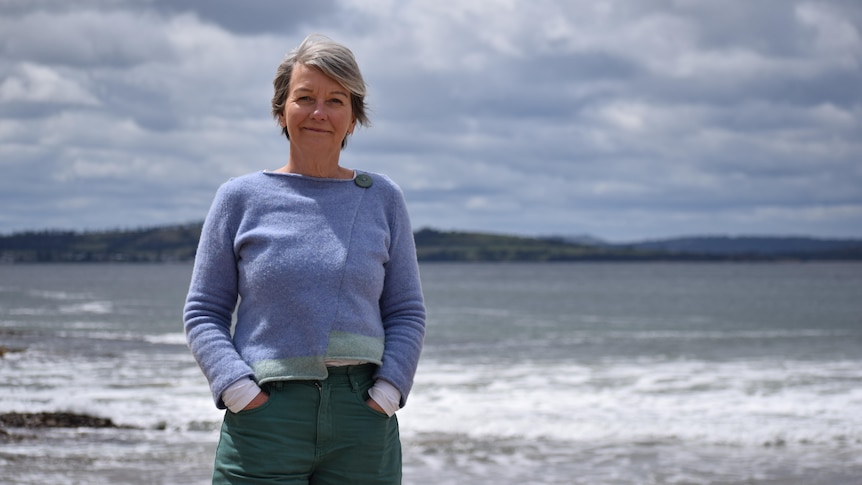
[1,0,860,241]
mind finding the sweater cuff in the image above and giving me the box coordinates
[222,378,262,413]
[367,379,402,417]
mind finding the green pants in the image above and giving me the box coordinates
[213,364,402,485]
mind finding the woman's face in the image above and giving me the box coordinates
[279,63,356,154]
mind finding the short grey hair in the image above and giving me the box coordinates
[271,34,369,148]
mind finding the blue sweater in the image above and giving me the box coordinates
[184,170,426,410]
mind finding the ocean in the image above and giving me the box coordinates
[1,262,860,484]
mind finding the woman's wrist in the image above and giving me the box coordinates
[222,377,262,412]
[367,379,401,416]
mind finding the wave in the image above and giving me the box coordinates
[144,332,188,346]
[598,328,858,340]
[58,301,114,314]
[7,300,115,316]
[399,358,862,450]
[46,330,189,346]
[27,289,94,301]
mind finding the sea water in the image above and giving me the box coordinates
[1,262,861,484]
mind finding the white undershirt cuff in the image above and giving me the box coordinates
[367,379,401,417]
[222,377,262,413]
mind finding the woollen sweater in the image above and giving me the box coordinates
[184,170,426,410]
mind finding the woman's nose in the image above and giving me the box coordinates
[311,101,327,120]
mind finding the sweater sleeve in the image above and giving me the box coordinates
[183,182,255,409]
[375,181,426,408]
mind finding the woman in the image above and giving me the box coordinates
[184,34,426,484]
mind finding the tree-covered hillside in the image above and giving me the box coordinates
[0,224,860,263]
[0,224,201,263]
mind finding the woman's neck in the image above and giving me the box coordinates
[275,149,353,179]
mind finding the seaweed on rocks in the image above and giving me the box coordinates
[0,412,137,430]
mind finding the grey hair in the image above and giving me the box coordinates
[271,34,369,148]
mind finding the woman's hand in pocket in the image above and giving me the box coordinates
[242,391,269,411]
[365,397,387,415]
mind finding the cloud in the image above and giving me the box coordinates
[147,0,338,34]
[0,63,100,105]
[0,0,860,240]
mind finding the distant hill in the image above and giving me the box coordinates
[626,236,862,258]
[1,224,860,263]
[412,228,659,262]
[0,224,201,263]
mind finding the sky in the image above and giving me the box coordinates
[1,0,860,242]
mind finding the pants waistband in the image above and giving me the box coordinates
[262,364,377,391]
[325,363,377,375]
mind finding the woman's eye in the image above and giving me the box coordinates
[328,98,344,105]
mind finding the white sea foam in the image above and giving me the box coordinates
[6,301,114,317]
[58,300,114,314]
[399,357,862,452]
[1,345,222,432]
[27,289,94,300]
[604,328,856,340]
[144,332,189,346]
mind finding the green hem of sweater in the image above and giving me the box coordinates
[252,331,384,383]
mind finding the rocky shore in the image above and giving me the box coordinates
[0,412,137,441]
[0,412,131,429]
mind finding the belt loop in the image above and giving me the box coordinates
[348,366,360,393]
